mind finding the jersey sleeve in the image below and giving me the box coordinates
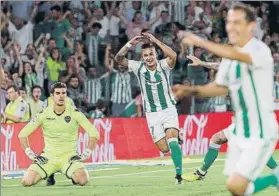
[18,111,44,138]
[214,58,230,87]
[128,60,141,73]
[14,101,28,119]
[245,41,273,69]
[159,59,172,71]
[74,109,100,140]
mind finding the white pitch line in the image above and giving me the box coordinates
[2,164,224,188]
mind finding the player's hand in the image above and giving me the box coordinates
[172,84,194,100]
[142,32,157,43]
[34,155,48,165]
[69,148,92,163]
[180,32,203,47]
[187,55,202,66]
[129,36,144,45]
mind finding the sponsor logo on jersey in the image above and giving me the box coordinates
[46,118,55,120]
[65,116,71,123]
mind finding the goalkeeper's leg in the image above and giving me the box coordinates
[22,170,42,187]
[62,161,89,186]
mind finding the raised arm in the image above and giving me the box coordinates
[114,36,143,67]
[143,33,177,68]
[148,7,161,27]
[14,45,24,76]
[118,5,129,25]
[62,34,73,50]
[178,31,254,65]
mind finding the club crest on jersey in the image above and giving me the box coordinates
[65,116,71,123]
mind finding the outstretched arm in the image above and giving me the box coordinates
[114,36,143,67]
[173,82,229,100]
[143,33,177,68]
[187,55,220,70]
[178,31,254,65]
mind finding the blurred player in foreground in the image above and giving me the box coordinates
[18,82,100,186]
[115,33,184,184]
[181,56,278,182]
[175,2,279,195]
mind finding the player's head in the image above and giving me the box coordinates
[141,43,157,68]
[7,85,19,101]
[50,82,67,107]
[226,3,256,46]
[32,85,42,101]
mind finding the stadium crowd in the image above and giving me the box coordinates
[0,1,278,123]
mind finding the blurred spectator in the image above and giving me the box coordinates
[274,71,279,110]
[7,3,38,53]
[18,87,27,101]
[46,47,65,91]
[3,85,30,123]
[89,99,106,118]
[177,79,191,115]
[84,66,106,105]
[27,85,43,119]
[135,92,143,117]
[67,75,87,113]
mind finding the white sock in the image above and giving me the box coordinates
[244,182,255,196]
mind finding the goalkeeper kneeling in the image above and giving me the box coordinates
[18,82,100,186]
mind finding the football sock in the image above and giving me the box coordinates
[244,175,278,195]
[200,143,220,172]
[168,138,182,175]
[266,156,278,169]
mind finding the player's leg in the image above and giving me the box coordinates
[22,169,42,187]
[62,160,89,186]
[226,137,278,195]
[183,124,232,182]
[22,161,56,187]
[162,107,183,184]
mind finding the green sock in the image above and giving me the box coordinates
[200,143,220,172]
[245,175,278,194]
[266,156,278,169]
[168,138,182,175]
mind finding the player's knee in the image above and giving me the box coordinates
[78,177,89,186]
[226,177,247,196]
[21,178,34,187]
[160,148,169,154]
[210,132,227,145]
[165,128,178,138]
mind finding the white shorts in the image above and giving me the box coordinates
[223,135,277,181]
[214,104,227,112]
[222,123,235,140]
[145,107,179,143]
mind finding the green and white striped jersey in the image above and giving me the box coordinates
[215,38,278,139]
[214,95,227,105]
[273,82,279,100]
[128,59,176,113]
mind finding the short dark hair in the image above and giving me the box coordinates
[141,43,155,50]
[230,2,256,22]
[50,82,67,94]
[70,74,79,81]
[50,5,61,12]
[95,99,105,110]
[32,85,42,93]
[92,22,102,29]
[161,10,169,15]
[19,87,26,92]
[7,85,18,92]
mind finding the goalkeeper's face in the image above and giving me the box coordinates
[52,88,67,106]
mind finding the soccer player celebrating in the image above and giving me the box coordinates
[115,33,183,184]
[174,2,279,195]
[180,56,278,182]
[18,82,99,187]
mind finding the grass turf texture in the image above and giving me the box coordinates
[2,153,279,196]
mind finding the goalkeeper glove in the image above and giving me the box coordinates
[25,147,48,165]
[69,148,92,163]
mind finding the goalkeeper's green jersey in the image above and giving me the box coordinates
[18,105,100,158]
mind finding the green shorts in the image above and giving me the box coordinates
[28,153,86,179]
